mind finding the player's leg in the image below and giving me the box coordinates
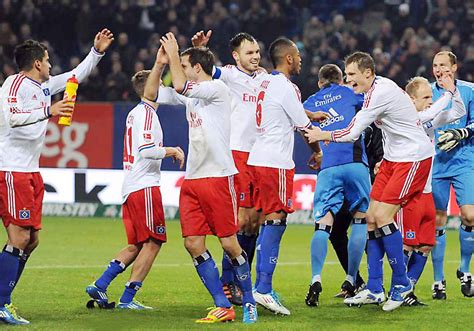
[431,177,450,299]
[345,163,371,294]
[220,235,257,323]
[453,172,474,297]
[307,167,340,306]
[13,228,38,290]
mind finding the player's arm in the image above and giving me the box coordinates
[418,91,452,124]
[191,30,212,47]
[430,90,466,128]
[7,86,73,127]
[160,32,187,94]
[144,46,167,104]
[47,29,113,95]
[136,113,185,168]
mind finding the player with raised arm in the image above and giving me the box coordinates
[305,52,434,311]
[429,51,474,299]
[191,30,268,305]
[85,62,185,310]
[303,64,370,307]
[0,29,113,325]
[148,32,257,324]
[247,37,321,315]
[399,74,466,306]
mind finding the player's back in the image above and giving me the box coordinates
[304,83,367,169]
[369,76,433,162]
[214,65,266,152]
[431,79,474,178]
[0,73,50,172]
[122,101,163,201]
[248,72,310,169]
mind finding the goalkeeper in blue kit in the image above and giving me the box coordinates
[430,51,474,299]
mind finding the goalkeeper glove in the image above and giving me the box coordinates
[437,128,473,152]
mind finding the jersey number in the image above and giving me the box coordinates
[123,126,135,164]
[256,91,265,127]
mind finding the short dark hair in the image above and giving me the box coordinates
[229,32,257,52]
[14,40,47,71]
[319,64,343,85]
[344,51,375,74]
[131,70,151,97]
[268,37,295,68]
[434,51,457,65]
[181,46,214,76]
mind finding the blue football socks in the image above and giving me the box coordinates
[95,259,125,291]
[0,246,22,306]
[459,224,473,273]
[367,230,384,293]
[120,281,142,303]
[231,251,255,305]
[348,220,367,283]
[310,224,331,283]
[432,227,446,282]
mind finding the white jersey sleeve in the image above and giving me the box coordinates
[180,80,221,100]
[418,92,451,124]
[156,86,187,106]
[3,75,50,127]
[281,83,311,130]
[428,90,466,133]
[136,107,166,160]
[46,47,105,95]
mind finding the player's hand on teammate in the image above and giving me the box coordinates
[304,126,323,143]
[50,99,74,117]
[374,160,382,175]
[166,146,185,169]
[307,111,330,123]
[307,151,323,170]
[437,70,456,94]
[93,28,114,53]
[155,46,169,65]
[191,30,212,47]
[160,32,180,57]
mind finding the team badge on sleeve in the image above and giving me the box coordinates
[143,131,153,142]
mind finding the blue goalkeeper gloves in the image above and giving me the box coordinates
[437,128,473,152]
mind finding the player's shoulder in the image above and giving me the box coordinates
[456,79,474,92]
[4,73,29,95]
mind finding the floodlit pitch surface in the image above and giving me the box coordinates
[1,217,471,330]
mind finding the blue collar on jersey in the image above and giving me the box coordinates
[25,76,42,88]
[140,100,156,110]
[434,79,458,91]
[271,70,281,75]
[236,66,257,78]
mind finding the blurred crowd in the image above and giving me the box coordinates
[0,0,472,101]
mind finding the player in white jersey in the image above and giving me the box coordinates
[395,74,465,306]
[305,52,434,311]
[0,30,113,325]
[86,67,184,310]
[191,30,266,305]
[148,32,257,324]
[247,37,321,315]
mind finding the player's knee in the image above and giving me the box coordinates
[435,210,448,227]
[142,238,162,252]
[8,231,31,250]
[460,206,474,226]
[27,237,39,252]
[184,237,205,257]
[417,245,433,255]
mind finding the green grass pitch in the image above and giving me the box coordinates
[1,217,472,330]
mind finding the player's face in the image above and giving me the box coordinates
[289,45,302,76]
[411,83,433,112]
[180,55,198,81]
[344,62,371,94]
[234,40,260,73]
[432,54,457,85]
[37,50,51,81]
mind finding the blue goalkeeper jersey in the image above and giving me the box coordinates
[303,83,367,170]
[431,79,474,178]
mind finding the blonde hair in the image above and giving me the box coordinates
[405,76,430,97]
[434,51,457,65]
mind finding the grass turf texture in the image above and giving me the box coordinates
[1,217,471,330]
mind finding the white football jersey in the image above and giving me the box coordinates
[0,48,104,172]
[122,101,164,202]
[247,72,311,169]
[417,90,466,193]
[331,76,434,162]
[213,65,266,152]
[157,80,237,179]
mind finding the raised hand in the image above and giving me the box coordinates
[191,30,212,47]
[156,45,169,65]
[94,28,114,53]
[438,70,456,93]
[160,32,179,57]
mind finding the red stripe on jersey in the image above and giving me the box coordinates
[292,83,302,102]
[9,74,26,97]
[363,85,375,108]
[332,117,356,140]
[144,109,154,130]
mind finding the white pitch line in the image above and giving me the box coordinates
[26,260,461,270]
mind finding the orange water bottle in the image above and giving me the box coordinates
[58,75,79,126]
